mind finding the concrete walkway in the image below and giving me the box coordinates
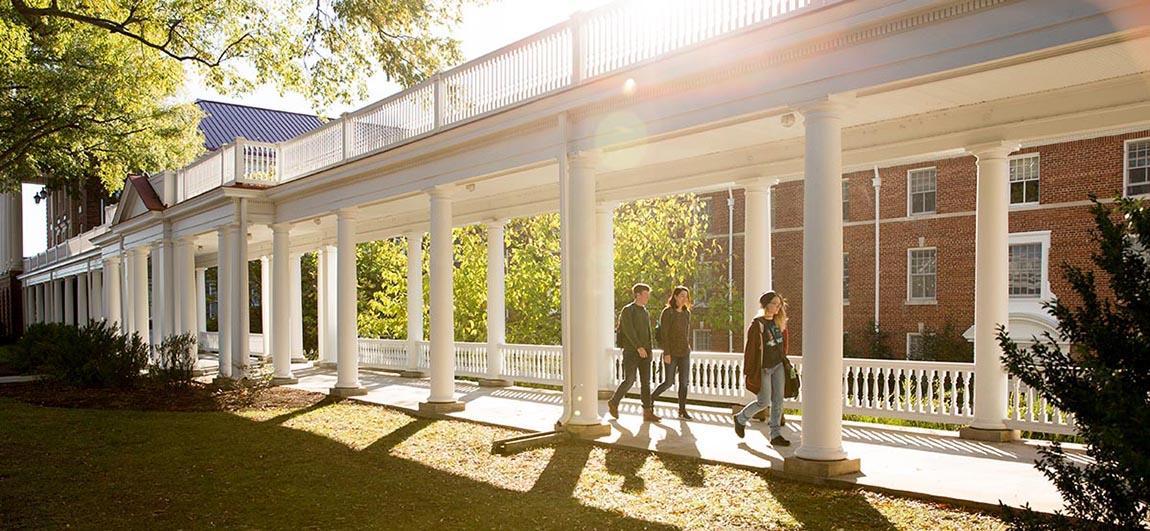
[287,365,1079,514]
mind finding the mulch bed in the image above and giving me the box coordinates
[0,379,328,413]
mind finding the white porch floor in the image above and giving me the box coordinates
[284,364,1079,515]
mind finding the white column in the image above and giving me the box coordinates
[177,238,197,339]
[216,227,233,379]
[34,283,45,326]
[152,239,175,342]
[332,209,364,395]
[231,201,251,379]
[316,247,328,363]
[965,141,1020,438]
[405,231,424,374]
[743,179,773,326]
[288,253,304,361]
[566,151,607,432]
[130,248,150,344]
[271,224,297,384]
[596,202,617,392]
[103,257,122,328]
[1,192,22,272]
[53,279,63,323]
[483,220,508,384]
[63,276,76,325]
[317,245,338,365]
[260,255,271,357]
[195,268,207,333]
[90,270,103,322]
[76,273,89,324]
[793,99,852,464]
[423,187,463,411]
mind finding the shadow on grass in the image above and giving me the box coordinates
[0,398,671,529]
[655,420,705,487]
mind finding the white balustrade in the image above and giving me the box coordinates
[199,331,220,352]
[237,141,278,184]
[500,343,564,384]
[1007,377,1077,435]
[347,84,436,159]
[358,338,410,369]
[279,121,344,182]
[179,151,225,201]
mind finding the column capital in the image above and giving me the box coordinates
[793,93,855,118]
[103,254,121,265]
[175,234,197,246]
[966,141,1020,160]
[483,217,508,230]
[271,222,292,234]
[739,177,778,193]
[596,200,620,213]
[568,149,601,170]
[426,184,457,200]
[335,207,359,220]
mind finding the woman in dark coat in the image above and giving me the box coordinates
[652,286,694,419]
[733,291,791,447]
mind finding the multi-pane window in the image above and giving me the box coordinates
[1010,154,1040,205]
[908,248,937,302]
[1127,139,1150,197]
[908,168,937,215]
[842,180,850,221]
[842,253,850,302]
[906,333,925,360]
[692,329,711,352]
[1009,243,1043,298]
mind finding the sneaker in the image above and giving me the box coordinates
[733,415,746,438]
[770,435,791,447]
[608,401,619,419]
[643,408,662,423]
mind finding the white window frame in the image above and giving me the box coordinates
[1008,153,1041,207]
[842,179,850,221]
[906,246,938,305]
[692,328,712,352]
[842,252,850,305]
[906,333,925,360]
[1124,137,1150,198]
[1008,231,1053,302]
[906,167,937,216]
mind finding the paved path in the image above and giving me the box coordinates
[288,365,1077,514]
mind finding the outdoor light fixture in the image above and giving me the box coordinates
[780,113,797,128]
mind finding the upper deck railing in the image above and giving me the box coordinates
[172,0,838,203]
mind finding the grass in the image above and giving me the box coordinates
[0,391,1013,530]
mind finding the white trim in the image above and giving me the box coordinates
[1008,231,1054,314]
[906,167,937,217]
[906,332,925,360]
[1123,137,1150,198]
[1008,152,1041,208]
[906,246,938,305]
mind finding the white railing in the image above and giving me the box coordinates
[1007,378,1077,435]
[501,343,565,384]
[176,139,279,202]
[358,338,409,370]
[193,331,263,355]
[840,359,975,423]
[159,0,836,196]
[454,342,489,377]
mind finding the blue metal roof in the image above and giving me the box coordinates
[195,100,324,151]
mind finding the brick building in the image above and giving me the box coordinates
[693,129,1148,358]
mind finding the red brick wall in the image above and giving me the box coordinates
[698,130,1143,356]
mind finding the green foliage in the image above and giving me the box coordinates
[614,195,711,312]
[998,197,1150,528]
[864,320,894,360]
[920,321,973,362]
[150,333,197,388]
[505,214,561,345]
[301,252,318,356]
[8,321,69,373]
[19,321,150,388]
[0,6,202,191]
[357,238,411,340]
[452,225,488,342]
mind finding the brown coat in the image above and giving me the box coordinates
[743,317,790,394]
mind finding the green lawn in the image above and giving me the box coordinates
[0,395,1009,530]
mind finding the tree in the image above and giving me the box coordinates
[614,194,711,313]
[505,214,562,345]
[2,0,475,191]
[998,197,1149,528]
[357,238,409,340]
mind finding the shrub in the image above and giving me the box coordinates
[21,321,150,388]
[151,333,198,388]
[865,320,894,359]
[12,322,73,374]
[999,197,1149,528]
[921,321,973,362]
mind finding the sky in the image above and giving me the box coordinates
[20,0,613,257]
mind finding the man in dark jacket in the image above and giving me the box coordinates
[607,283,661,422]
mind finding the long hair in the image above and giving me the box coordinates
[757,291,788,331]
[666,286,691,311]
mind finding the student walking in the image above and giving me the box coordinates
[733,291,791,447]
[608,283,661,423]
[652,286,694,419]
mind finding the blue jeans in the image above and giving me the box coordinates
[652,355,690,408]
[737,362,785,439]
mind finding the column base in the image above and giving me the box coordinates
[271,376,299,386]
[418,401,466,416]
[959,426,1021,442]
[316,361,337,369]
[211,376,236,387]
[400,369,427,378]
[478,377,514,388]
[290,356,309,363]
[784,456,861,478]
[328,386,367,398]
[564,422,612,439]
